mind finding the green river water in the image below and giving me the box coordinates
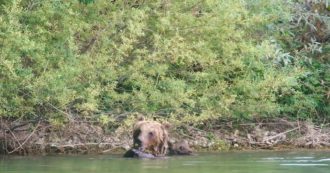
[1,151,329,173]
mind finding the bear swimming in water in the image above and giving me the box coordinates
[132,117,169,156]
[123,117,193,158]
[168,140,193,155]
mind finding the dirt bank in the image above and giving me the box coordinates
[1,118,330,155]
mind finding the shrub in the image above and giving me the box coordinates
[0,0,328,125]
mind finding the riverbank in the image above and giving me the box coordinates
[1,118,329,155]
[1,0,329,157]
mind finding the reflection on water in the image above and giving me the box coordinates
[260,155,330,168]
[1,151,329,173]
[280,164,328,166]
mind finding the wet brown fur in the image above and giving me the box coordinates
[168,140,193,155]
[132,117,169,156]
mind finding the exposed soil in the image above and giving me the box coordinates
[1,118,330,155]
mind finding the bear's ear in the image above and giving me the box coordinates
[162,122,171,129]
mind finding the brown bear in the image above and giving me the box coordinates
[168,140,193,155]
[132,117,169,157]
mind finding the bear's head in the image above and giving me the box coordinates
[132,117,169,156]
[169,140,193,155]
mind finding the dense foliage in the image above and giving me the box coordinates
[0,0,329,125]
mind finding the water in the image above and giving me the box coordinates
[1,151,330,173]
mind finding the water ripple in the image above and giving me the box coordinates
[280,163,328,166]
[259,155,330,167]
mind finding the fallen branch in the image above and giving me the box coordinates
[8,128,25,153]
[56,142,113,148]
[8,121,40,154]
[263,127,299,142]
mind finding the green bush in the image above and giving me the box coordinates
[0,0,328,125]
